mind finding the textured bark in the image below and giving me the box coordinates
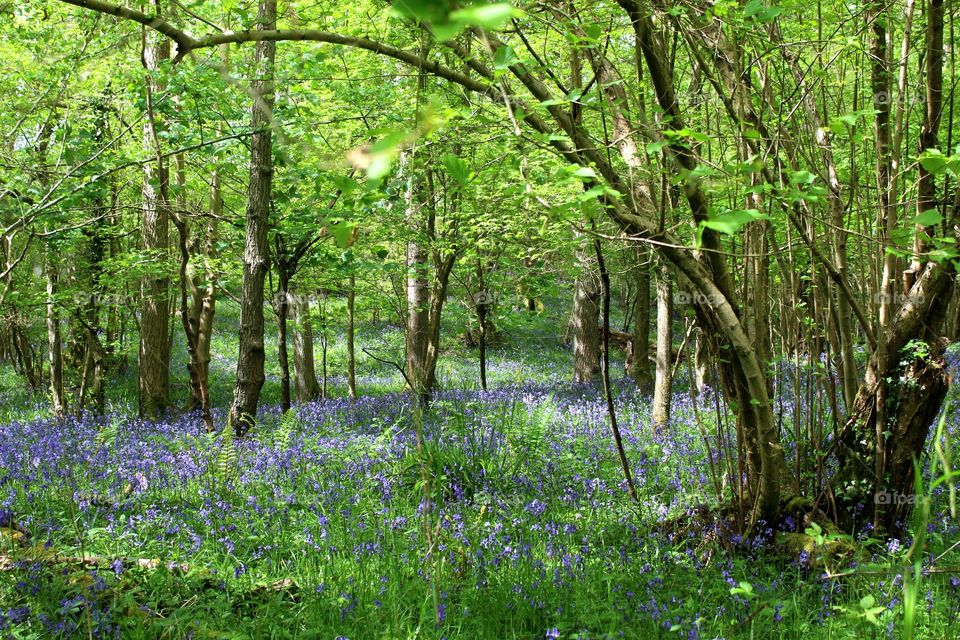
[422,254,456,399]
[629,247,652,390]
[45,255,65,418]
[571,255,601,384]
[693,328,708,395]
[276,262,292,412]
[651,261,673,431]
[347,274,357,399]
[405,230,430,397]
[171,154,214,432]
[138,9,171,420]
[188,47,225,423]
[230,0,276,435]
[190,157,219,423]
[291,288,319,403]
[475,263,489,391]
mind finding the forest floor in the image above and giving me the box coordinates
[1,309,960,639]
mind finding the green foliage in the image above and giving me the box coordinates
[217,416,238,484]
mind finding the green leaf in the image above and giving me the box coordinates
[571,166,597,179]
[493,45,518,70]
[913,209,943,227]
[443,153,470,186]
[919,149,948,174]
[701,209,769,235]
[328,221,356,248]
[645,141,667,155]
[448,4,516,31]
[583,23,604,42]
[390,0,449,23]
[744,0,783,22]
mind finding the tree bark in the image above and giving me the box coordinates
[652,260,673,431]
[347,274,357,399]
[230,0,276,436]
[290,287,319,402]
[45,253,65,418]
[571,239,601,384]
[275,254,292,412]
[629,247,652,390]
[138,5,172,419]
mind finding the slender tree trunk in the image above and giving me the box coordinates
[45,254,65,418]
[629,247,652,390]
[475,261,488,391]
[191,154,220,422]
[276,260,292,412]
[230,0,276,435]
[171,154,215,431]
[347,274,357,399]
[421,254,456,400]
[291,287,320,402]
[571,239,601,384]
[319,294,328,400]
[652,260,673,431]
[187,45,225,421]
[693,328,708,395]
[138,9,172,419]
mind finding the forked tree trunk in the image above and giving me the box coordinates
[187,45,225,424]
[189,165,219,423]
[230,0,276,435]
[171,154,214,432]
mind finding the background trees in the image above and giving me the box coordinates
[0,0,958,531]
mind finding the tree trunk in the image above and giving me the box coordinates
[187,44,225,423]
[291,287,320,403]
[405,196,431,400]
[276,262,292,412]
[45,253,65,418]
[475,261,488,391]
[138,13,172,420]
[693,327,709,395]
[629,247,652,390]
[421,254,456,400]
[347,274,357,399]
[230,0,276,436]
[571,241,601,384]
[171,154,215,432]
[652,260,673,431]
[190,164,219,425]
